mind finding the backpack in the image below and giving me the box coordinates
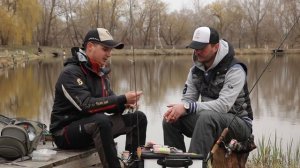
[0,120,46,160]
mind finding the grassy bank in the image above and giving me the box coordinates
[1,45,300,56]
[114,48,300,56]
[247,135,300,168]
[1,46,300,69]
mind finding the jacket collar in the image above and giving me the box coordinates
[69,47,111,77]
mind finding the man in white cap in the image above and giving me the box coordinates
[163,26,253,167]
[50,28,147,168]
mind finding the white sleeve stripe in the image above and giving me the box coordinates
[62,84,82,111]
[191,102,197,113]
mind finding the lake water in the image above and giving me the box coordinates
[0,54,299,155]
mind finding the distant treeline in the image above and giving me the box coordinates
[0,0,299,49]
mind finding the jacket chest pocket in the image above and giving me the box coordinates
[213,74,225,87]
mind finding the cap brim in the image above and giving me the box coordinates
[186,41,208,50]
[101,40,124,49]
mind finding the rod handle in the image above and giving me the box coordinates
[210,127,229,154]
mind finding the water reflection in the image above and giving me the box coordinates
[0,59,63,125]
[245,55,300,146]
[0,55,299,149]
[247,55,300,119]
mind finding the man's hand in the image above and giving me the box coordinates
[125,103,139,110]
[125,91,143,105]
[164,103,186,123]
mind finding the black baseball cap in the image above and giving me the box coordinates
[83,28,124,49]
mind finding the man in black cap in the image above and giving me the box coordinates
[162,26,253,167]
[50,28,147,168]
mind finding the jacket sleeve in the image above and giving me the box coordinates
[191,64,246,113]
[181,68,201,103]
[58,66,127,114]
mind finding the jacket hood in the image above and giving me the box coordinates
[63,47,87,66]
[193,39,234,71]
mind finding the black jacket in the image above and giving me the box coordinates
[50,47,126,133]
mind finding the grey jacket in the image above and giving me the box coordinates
[182,40,253,125]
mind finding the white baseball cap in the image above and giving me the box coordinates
[187,27,219,50]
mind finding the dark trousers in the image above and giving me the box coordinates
[53,111,147,168]
[163,110,251,163]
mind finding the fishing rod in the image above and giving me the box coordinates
[129,0,139,141]
[129,0,137,97]
[249,16,300,93]
[205,15,300,163]
[122,0,142,163]
[130,0,141,151]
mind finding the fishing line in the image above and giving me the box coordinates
[206,14,300,162]
[249,15,300,93]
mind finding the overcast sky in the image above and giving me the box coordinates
[161,0,215,12]
[161,0,193,11]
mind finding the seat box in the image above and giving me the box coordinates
[141,152,203,168]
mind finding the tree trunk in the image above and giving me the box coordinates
[109,0,117,35]
[45,0,56,46]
